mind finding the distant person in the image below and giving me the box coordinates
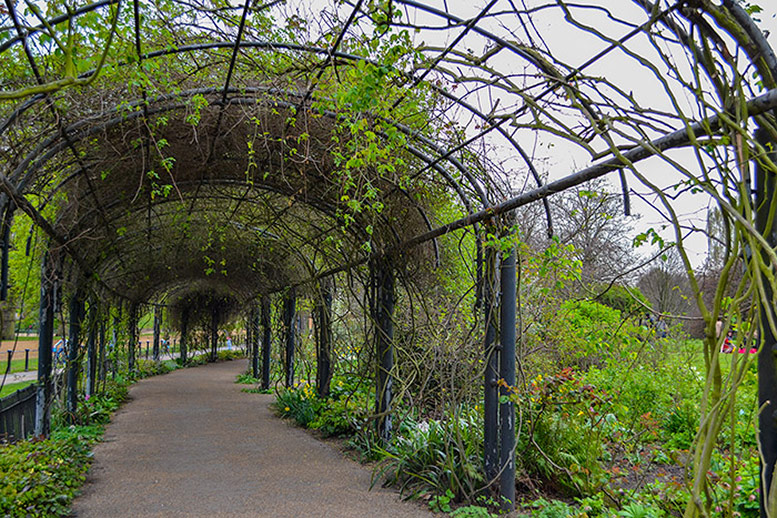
[716,320,735,353]
[226,335,233,351]
[655,317,668,338]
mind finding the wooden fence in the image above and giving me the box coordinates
[0,384,36,443]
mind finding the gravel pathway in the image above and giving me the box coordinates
[71,359,433,518]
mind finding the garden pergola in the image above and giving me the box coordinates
[1,1,777,514]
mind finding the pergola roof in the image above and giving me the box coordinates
[0,0,775,312]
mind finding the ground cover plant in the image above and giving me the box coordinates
[0,379,128,517]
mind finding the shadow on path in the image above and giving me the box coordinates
[72,359,433,518]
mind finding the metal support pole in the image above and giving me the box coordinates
[35,251,55,437]
[152,306,161,362]
[67,289,85,423]
[98,319,106,383]
[251,305,260,379]
[180,307,189,364]
[145,340,149,359]
[210,306,218,362]
[316,277,334,398]
[261,296,271,390]
[128,303,138,375]
[374,257,395,443]
[24,349,29,371]
[499,243,517,512]
[86,310,97,398]
[111,308,120,379]
[757,126,777,515]
[283,288,296,388]
[153,306,162,362]
[0,208,11,302]
[484,245,500,484]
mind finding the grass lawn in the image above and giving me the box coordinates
[0,380,34,398]
[2,357,38,374]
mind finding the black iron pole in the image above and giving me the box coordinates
[316,278,334,398]
[757,126,777,516]
[98,319,106,383]
[261,296,271,390]
[34,251,55,437]
[0,209,11,302]
[24,349,29,371]
[111,307,120,379]
[484,245,500,484]
[66,289,85,424]
[180,306,189,364]
[251,305,260,379]
[283,288,296,387]
[210,306,218,362]
[152,306,161,362]
[128,302,138,375]
[86,315,97,397]
[374,257,395,443]
[498,243,517,512]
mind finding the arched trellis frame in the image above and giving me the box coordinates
[2,1,777,515]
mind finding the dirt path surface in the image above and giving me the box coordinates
[71,359,433,518]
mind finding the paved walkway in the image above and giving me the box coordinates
[71,359,433,518]
[2,369,37,384]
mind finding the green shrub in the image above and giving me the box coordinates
[236,372,261,385]
[662,399,698,449]
[594,284,651,316]
[429,489,454,512]
[309,394,369,437]
[541,299,643,368]
[449,505,494,517]
[374,409,484,501]
[527,498,575,518]
[517,368,609,494]
[136,359,180,379]
[346,425,384,462]
[273,384,321,427]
